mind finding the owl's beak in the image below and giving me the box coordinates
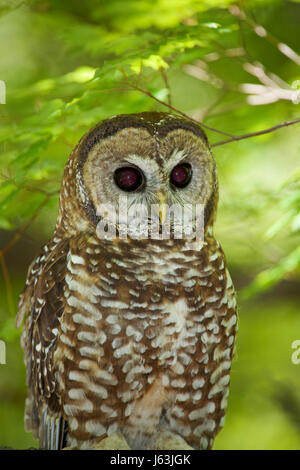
[156,191,167,225]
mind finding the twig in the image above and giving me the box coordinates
[206,37,293,106]
[131,82,234,137]
[192,89,228,121]
[212,118,300,147]
[160,68,172,106]
[0,193,55,258]
[119,75,300,145]
[0,252,15,317]
[230,4,300,66]
[183,61,227,90]
[0,172,60,196]
[59,136,74,149]
[237,6,250,59]
[135,61,143,89]
[120,70,236,138]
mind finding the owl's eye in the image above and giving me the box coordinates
[114,167,144,192]
[170,163,192,188]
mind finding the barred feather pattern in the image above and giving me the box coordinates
[17,236,68,440]
[19,232,237,449]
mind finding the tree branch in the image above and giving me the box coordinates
[0,192,56,258]
[121,76,300,147]
[160,68,172,106]
[0,252,15,317]
[212,118,300,147]
[120,69,236,138]
[230,4,300,66]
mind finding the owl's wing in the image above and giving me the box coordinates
[17,237,69,449]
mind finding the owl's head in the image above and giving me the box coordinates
[57,112,218,242]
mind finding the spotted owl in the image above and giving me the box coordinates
[16,112,237,450]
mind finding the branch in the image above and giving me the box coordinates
[131,83,233,138]
[201,39,295,106]
[0,193,57,316]
[0,192,56,258]
[120,68,235,138]
[230,5,300,66]
[212,118,300,147]
[160,68,172,106]
[0,252,15,317]
[198,5,299,107]
[0,172,60,196]
[120,77,300,146]
[191,89,228,121]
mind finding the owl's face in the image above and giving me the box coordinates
[59,112,218,240]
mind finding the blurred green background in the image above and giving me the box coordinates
[0,0,300,449]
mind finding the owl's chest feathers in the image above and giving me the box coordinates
[57,238,235,446]
[22,114,238,448]
[64,238,225,368]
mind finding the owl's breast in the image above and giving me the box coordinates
[57,236,237,448]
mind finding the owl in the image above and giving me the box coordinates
[16,112,237,450]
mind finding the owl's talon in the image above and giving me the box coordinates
[64,433,131,450]
[85,433,131,450]
[151,431,194,450]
